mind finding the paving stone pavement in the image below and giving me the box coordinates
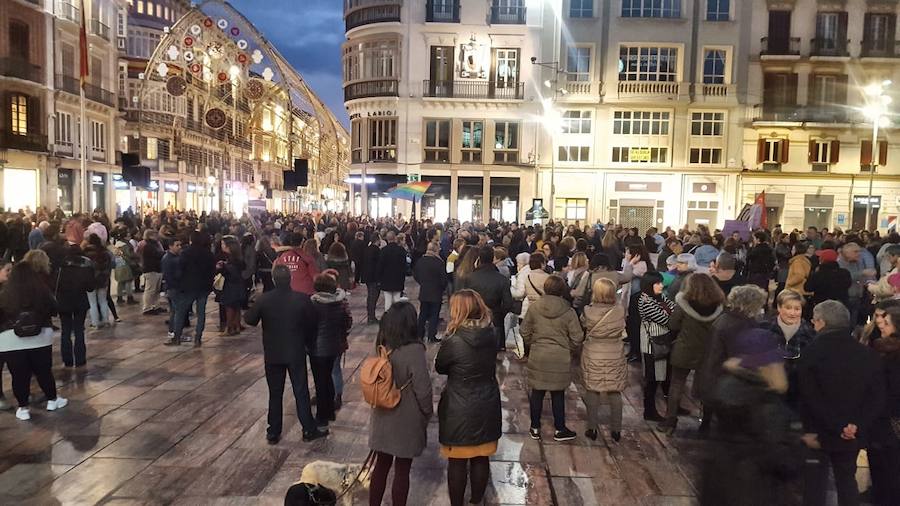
[0,281,860,505]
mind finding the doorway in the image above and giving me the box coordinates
[852,196,880,231]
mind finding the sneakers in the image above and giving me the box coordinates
[584,429,598,441]
[167,331,175,339]
[529,427,541,441]
[611,431,621,442]
[553,429,577,442]
[302,428,329,442]
[46,397,68,411]
[15,407,31,421]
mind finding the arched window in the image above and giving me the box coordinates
[10,94,28,135]
[9,20,29,61]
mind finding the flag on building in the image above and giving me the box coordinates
[79,0,89,87]
[748,191,767,230]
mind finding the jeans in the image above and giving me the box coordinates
[59,308,88,366]
[309,355,337,423]
[331,353,344,397]
[803,447,859,506]
[665,366,692,422]
[87,288,110,327]
[529,389,566,431]
[166,289,181,333]
[174,291,208,342]
[384,291,402,312]
[418,300,441,340]
[3,346,56,407]
[264,360,317,435]
[868,444,900,506]
[142,272,162,312]
[366,282,380,320]
[583,390,623,433]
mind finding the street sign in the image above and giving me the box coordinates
[629,148,651,162]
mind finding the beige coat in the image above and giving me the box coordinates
[580,303,627,392]
[520,295,584,391]
[519,270,550,317]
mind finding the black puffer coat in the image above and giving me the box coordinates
[308,290,352,357]
[435,324,502,447]
[361,242,380,284]
[52,245,95,313]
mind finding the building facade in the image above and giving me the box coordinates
[343,0,546,223]
[743,0,900,232]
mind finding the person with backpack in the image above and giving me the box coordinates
[243,265,327,444]
[367,302,433,506]
[83,234,114,329]
[435,290,501,506]
[111,228,137,305]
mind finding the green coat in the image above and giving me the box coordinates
[520,295,584,391]
[668,293,723,371]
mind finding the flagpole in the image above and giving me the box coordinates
[80,85,87,213]
[78,0,89,213]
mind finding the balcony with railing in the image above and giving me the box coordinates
[422,80,525,100]
[0,129,48,152]
[616,80,685,99]
[55,74,116,107]
[344,79,399,101]
[91,19,111,41]
[56,0,79,23]
[563,79,601,98]
[755,105,853,123]
[490,4,526,24]
[760,37,801,56]
[344,0,401,31]
[0,58,43,84]
[810,38,850,57]
[55,141,74,157]
[861,39,900,58]
[426,0,460,22]
[91,147,106,162]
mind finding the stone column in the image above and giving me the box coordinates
[450,170,459,220]
[482,171,491,223]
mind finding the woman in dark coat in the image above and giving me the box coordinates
[325,242,352,291]
[216,236,245,336]
[759,289,816,411]
[867,306,900,506]
[435,290,501,506]
[361,236,382,323]
[349,231,366,286]
[659,273,724,435]
[53,243,95,367]
[368,302,433,506]
[308,274,352,426]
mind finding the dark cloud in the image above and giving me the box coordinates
[229,0,348,127]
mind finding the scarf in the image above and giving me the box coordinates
[778,317,801,342]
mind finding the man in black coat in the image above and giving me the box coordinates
[462,246,514,351]
[376,231,408,311]
[804,249,852,309]
[360,234,382,324]
[167,231,216,347]
[798,300,885,506]
[244,265,328,444]
[745,231,775,290]
[414,241,447,343]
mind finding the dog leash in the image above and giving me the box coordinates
[334,450,376,501]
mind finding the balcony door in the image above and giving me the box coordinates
[815,12,847,51]
[767,10,792,53]
[429,46,454,97]
[864,13,896,53]
[491,48,519,97]
[9,21,29,62]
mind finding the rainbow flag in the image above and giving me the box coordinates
[387,181,432,202]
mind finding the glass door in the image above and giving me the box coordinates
[491,48,519,97]
[429,46,454,97]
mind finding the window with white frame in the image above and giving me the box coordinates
[342,38,400,83]
[706,0,729,21]
[566,46,591,82]
[91,121,106,159]
[350,119,363,163]
[558,146,590,162]
[145,137,158,160]
[618,46,678,82]
[554,198,588,221]
[461,120,483,163]
[811,140,832,164]
[622,0,680,18]
[493,121,519,164]
[611,111,671,164]
[55,112,72,148]
[369,118,397,162]
[689,112,725,165]
[561,110,592,134]
[570,0,593,17]
[424,119,451,163]
[702,49,726,84]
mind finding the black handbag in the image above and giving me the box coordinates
[647,332,672,360]
[284,483,336,506]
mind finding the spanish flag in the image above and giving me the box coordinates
[79,0,89,87]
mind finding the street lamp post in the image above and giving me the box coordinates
[864,81,892,232]
[531,60,569,221]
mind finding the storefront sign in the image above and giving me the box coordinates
[164,181,179,192]
[836,213,846,226]
[186,183,198,193]
[614,182,663,193]
[91,175,105,185]
[629,148,651,162]
[112,175,129,190]
[853,196,881,208]
[149,180,159,191]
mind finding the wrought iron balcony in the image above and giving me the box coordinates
[91,19,111,41]
[760,37,801,56]
[344,79,399,101]
[0,58,43,84]
[861,39,900,58]
[55,74,116,107]
[0,129,48,152]
[344,0,401,31]
[810,38,849,57]
[490,4,526,24]
[422,80,525,100]
[426,0,460,22]
[56,0,79,23]
[756,105,852,123]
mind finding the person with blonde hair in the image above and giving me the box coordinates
[567,251,589,291]
[580,277,627,442]
[435,290,501,506]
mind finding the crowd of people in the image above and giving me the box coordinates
[0,205,898,505]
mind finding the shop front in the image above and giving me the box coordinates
[162,181,180,210]
[137,180,160,213]
[90,173,107,214]
[186,182,200,211]
[421,176,451,222]
[113,175,133,216]
[57,169,74,214]
[488,177,520,223]
[2,167,38,213]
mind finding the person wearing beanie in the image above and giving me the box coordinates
[666,253,697,298]
[804,249,852,309]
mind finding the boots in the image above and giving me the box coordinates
[643,381,664,422]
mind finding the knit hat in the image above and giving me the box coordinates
[816,249,838,264]
[729,328,783,369]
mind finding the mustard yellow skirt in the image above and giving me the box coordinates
[440,440,498,459]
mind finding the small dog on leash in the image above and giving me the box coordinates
[298,460,370,506]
